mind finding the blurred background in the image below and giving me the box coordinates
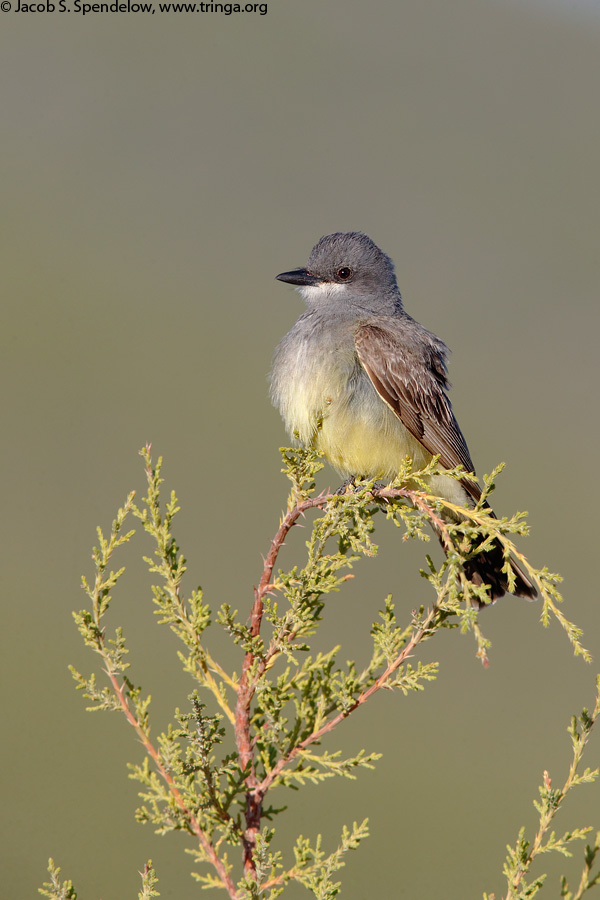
[1,0,599,897]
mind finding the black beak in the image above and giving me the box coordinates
[275,268,320,286]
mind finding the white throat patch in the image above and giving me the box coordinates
[299,282,349,304]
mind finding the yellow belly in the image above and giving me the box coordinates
[315,401,430,480]
[273,334,471,505]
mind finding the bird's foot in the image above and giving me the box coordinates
[335,477,387,496]
[335,477,356,495]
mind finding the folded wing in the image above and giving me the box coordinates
[355,322,480,501]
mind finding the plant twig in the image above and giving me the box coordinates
[254,606,437,800]
[106,667,240,899]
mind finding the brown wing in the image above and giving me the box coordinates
[355,322,481,501]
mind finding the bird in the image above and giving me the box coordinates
[270,231,536,604]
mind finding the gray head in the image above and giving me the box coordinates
[276,232,403,313]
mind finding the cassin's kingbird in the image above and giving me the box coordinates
[270,231,536,603]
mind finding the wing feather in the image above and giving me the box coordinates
[355,322,480,501]
[355,321,537,598]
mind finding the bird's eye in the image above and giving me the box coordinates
[336,267,353,281]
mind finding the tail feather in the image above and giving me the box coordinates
[463,541,537,606]
[433,525,537,607]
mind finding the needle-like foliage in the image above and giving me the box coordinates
[42,446,599,899]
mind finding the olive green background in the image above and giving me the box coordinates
[2,1,599,897]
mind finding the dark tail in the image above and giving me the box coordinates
[462,540,537,606]
[436,477,538,606]
[433,524,537,607]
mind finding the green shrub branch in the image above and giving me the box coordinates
[41,446,598,899]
